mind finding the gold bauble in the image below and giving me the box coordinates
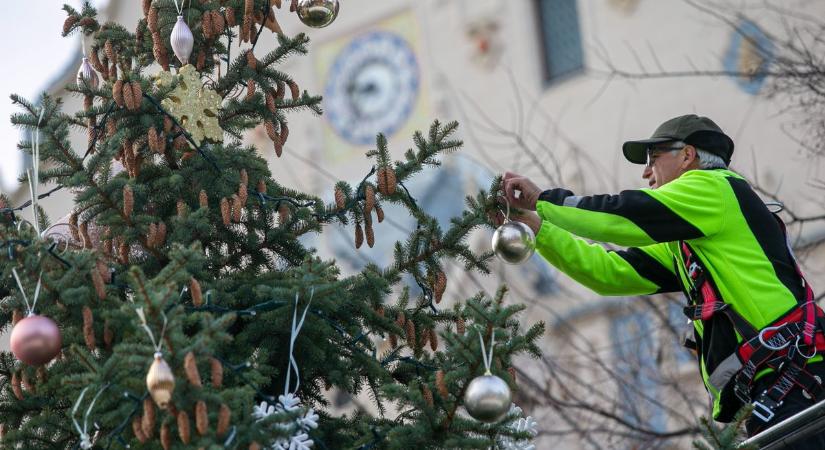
[146,353,175,409]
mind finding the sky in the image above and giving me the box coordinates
[0,1,110,193]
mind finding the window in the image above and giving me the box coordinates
[536,0,585,83]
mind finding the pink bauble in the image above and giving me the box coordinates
[10,315,62,366]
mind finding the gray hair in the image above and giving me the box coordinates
[695,148,728,169]
[669,141,728,169]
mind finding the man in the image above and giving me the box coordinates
[501,114,825,445]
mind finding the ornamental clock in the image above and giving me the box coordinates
[324,31,420,146]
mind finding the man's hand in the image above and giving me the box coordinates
[489,202,542,235]
[502,172,542,211]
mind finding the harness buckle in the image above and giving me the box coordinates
[687,261,701,279]
[752,393,781,423]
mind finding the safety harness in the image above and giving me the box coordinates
[679,215,825,424]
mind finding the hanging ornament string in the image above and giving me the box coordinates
[477,326,495,376]
[172,0,184,15]
[11,268,43,317]
[135,307,168,356]
[72,384,109,449]
[284,288,314,396]
[25,109,46,236]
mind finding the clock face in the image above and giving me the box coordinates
[324,31,420,146]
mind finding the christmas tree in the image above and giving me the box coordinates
[0,1,544,448]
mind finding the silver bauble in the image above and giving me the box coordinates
[464,373,512,423]
[170,15,194,65]
[492,221,536,264]
[76,57,99,90]
[296,0,340,28]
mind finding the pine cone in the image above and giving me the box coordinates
[257,179,267,194]
[199,190,208,209]
[429,328,438,351]
[152,32,170,71]
[436,370,448,399]
[106,119,116,138]
[210,357,223,388]
[334,187,345,210]
[148,7,159,32]
[419,325,429,348]
[160,422,172,450]
[177,198,186,218]
[190,278,203,306]
[354,223,364,249]
[275,80,286,100]
[232,194,242,222]
[265,91,276,113]
[184,352,203,388]
[109,63,118,82]
[290,0,298,12]
[365,221,375,248]
[78,17,97,28]
[12,309,22,326]
[177,411,191,444]
[97,258,111,283]
[217,403,231,437]
[376,305,385,317]
[250,443,262,450]
[164,116,173,133]
[123,185,134,218]
[220,197,231,225]
[280,122,289,146]
[434,271,446,304]
[377,168,397,195]
[195,401,208,435]
[389,334,398,347]
[224,6,237,27]
[212,11,225,34]
[121,82,135,111]
[80,221,93,249]
[422,384,434,407]
[278,203,290,224]
[456,316,466,335]
[405,319,416,346]
[132,416,148,443]
[241,13,252,43]
[147,127,160,153]
[240,169,249,187]
[90,48,105,73]
[130,81,143,110]
[82,306,96,351]
[246,49,257,70]
[63,15,79,35]
[147,223,158,248]
[364,185,375,216]
[201,10,214,39]
[238,183,248,206]
[142,398,156,438]
[196,50,206,71]
[246,79,256,101]
[156,222,166,247]
[118,241,129,265]
[142,0,152,16]
[11,372,23,400]
[264,120,278,141]
[395,312,406,328]
[287,80,300,100]
[104,40,116,63]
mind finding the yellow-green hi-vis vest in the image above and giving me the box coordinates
[534,168,818,422]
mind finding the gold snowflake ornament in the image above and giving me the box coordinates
[157,65,223,146]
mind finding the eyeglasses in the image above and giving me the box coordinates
[645,145,685,168]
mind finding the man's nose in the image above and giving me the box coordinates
[642,166,652,179]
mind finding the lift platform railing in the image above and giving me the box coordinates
[738,399,825,449]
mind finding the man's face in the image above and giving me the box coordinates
[642,144,688,189]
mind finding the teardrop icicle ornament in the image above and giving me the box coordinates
[170,15,194,65]
[76,57,99,90]
[146,352,175,409]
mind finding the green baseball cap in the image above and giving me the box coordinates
[622,114,734,165]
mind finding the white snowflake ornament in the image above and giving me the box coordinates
[253,400,277,421]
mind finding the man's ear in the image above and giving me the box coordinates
[682,145,698,168]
